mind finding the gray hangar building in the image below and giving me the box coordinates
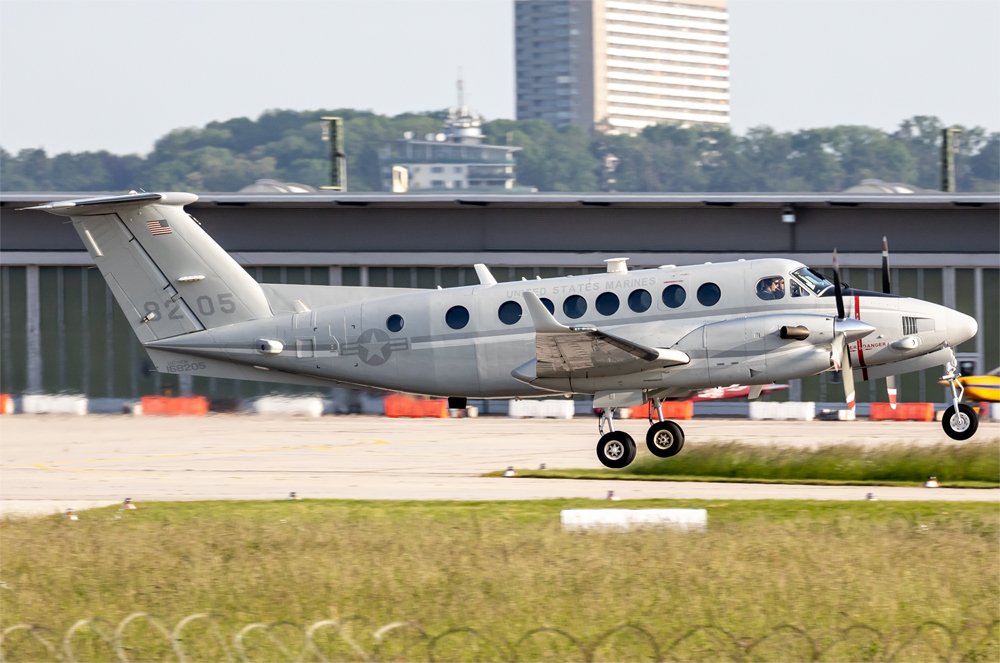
[1,192,997,408]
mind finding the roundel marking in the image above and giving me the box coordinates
[357,328,393,366]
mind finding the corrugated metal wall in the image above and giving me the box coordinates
[1,263,995,403]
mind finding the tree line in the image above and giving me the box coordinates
[1,110,996,193]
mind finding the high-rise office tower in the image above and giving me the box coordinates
[515,0,729,133]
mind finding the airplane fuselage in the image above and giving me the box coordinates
[149,258,974,399]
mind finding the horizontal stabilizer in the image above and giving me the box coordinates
[24,192,181,216]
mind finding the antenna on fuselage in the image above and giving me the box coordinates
[474,264,497,286]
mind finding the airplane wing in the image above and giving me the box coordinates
[516,292,689,380]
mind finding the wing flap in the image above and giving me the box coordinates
[521,292,689,379]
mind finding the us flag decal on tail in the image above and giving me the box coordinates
[145,219,172,236]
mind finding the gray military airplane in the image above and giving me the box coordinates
[28,192,981,468]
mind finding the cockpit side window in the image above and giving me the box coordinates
[790,280,808,297]
[792,267,833,295]
[756,276,785,300]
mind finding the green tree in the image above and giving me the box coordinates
[2,112,996,193]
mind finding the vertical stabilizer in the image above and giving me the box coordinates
[27,192,272,342]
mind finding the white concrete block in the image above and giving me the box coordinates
[561,508,707,532]
[780,401,816,420]
[538,400,575,419]
[749,401,815,421]
[21,394,88,415]
[748,401,779,420]
[252,396,323,417]
[507,399,534,418]
[508,399,575,419]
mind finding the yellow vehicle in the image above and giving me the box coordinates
[955,369,1000,403]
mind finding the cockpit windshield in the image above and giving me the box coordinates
[792,267,834,295]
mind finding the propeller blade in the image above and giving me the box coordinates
[886,375,898,410]
[832,249,846,320]
[842,353,856,412]
[831,333,846,370]
[881,236,892,294]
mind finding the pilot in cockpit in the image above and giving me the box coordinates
[757,276,785,300]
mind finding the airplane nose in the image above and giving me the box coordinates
[947,310,978,346]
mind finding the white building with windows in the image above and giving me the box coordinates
[516,0,730,133]
[379,106,522,192]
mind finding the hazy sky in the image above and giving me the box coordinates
[1,0,997,156]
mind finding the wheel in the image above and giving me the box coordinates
[596,431,636,469]
[645,420,685,458]
[942,403,978,440]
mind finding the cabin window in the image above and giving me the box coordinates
[697,282,721,307]
[662,284,686,308]
[595,292,620,316]
[756,276,786,300]
[498,300,522,325]
[445,305,470,330]
[563,295,587,319]
[386,314,404,332]
[540,297,556,314]
[628,288,652,313]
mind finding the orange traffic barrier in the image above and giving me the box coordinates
[0,394,12,415]
[140,396,209,416]
[627,400,694,420]
[384,394,448,418]
[869,402,934,422]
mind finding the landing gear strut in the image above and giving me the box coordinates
[645,398,685,457]
[941,351,978,441]
[594,399,686,468]
[596,407,636,468]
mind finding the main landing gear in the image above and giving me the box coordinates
[595,398,686,469]
[941,352,978,441]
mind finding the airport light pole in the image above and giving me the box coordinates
[321,116,346,191]
[940,127,961,192]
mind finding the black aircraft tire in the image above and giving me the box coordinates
[645,420,685,458]
[942,404,978,441]
[596,431,637,469]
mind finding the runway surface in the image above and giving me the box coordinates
[1,415,997,516]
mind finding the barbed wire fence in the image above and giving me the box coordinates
[1,613,997,662]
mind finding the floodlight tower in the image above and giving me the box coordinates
[321,116,346,191]
[940,126,961,192]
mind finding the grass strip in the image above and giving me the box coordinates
[486,469,998,488]
[1,499,997,662]
[491,439,1000,487]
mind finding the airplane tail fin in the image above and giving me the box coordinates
[27,192,272,343]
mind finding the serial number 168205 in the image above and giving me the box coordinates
[165,361,207,373]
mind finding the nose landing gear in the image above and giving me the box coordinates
[595,399,687,468]
[942,352,979,441]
